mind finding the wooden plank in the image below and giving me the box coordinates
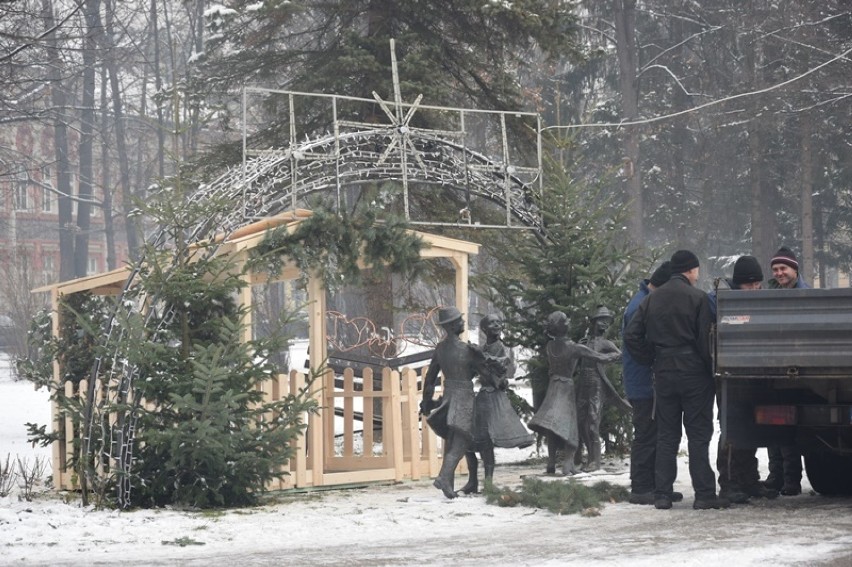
[322,468,398,485]
[343,368,354,457]
[323,368,335,467]
[385,369,404,481]
[363,368,374,455]
[291,370,307,487]
[325,455,392,470]
[325,391,388,399]
[50,288,63,489]
[64,380,76,490]
[310,369,326,487]
[402,368,421,480]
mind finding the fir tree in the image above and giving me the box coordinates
[477,165,648,455]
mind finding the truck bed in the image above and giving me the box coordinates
[716,287,852,377]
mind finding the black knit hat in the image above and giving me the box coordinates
[770,246,799,272]
[670,250,700,273]
[732,255,764,285]
[649,261,672,287]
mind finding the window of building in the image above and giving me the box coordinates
[91,188,101,217]
[42,186,54,213]
[88,257,99,275]
[42,255,56,284]
[15,168,29,211]
[41,166,54,213]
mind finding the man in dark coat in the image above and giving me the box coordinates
[709,255,779,503]
[622,261,681,505]
[625,250,728,510]
[763,246,810,496]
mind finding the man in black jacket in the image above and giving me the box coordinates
[709,255,779,503]
[625,250,728,510]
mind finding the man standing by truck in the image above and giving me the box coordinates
[622,261,685,505]
[763,246,810,496]
[709,255,779,503]
[625,250,727,510]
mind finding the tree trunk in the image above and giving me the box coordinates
[41,0,75,282]
[101,65,117,270]
[75,0,100,278]
[151,0,165,178]
[800,113,814,285]
[744,18,774,265]
[669,14,691,247]
[101,0,140,259]
[613,0,642,243]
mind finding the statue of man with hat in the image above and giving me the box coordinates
[576,305,625,472]
[420,306,495,498]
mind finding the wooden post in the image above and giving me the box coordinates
[292,370,307,487]
[402,368,421,480]
[343,367,355,457]
[305,273,326,487]
[450,252,470,341]
[50,288,63,489]
[309,369,326,487]
[385,368,404,481]
[363,367,374,455]
[64,380,76,490]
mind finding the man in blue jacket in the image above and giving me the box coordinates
[622,261,683,504]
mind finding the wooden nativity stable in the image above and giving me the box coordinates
[36,209,480,492]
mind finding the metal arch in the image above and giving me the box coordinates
[195,128,543,234]
[234,75,544,234]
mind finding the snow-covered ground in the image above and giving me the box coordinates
[1,356,851,567]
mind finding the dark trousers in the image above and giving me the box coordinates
[629,398,656,493]
[716,441,760,491]
[767,445,803,487]
[654,371,716,500]
[715,389,760,493]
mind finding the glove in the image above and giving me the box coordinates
[498,378,509,391]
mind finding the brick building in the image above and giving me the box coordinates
[0,121,131,357]
[1,122,129,288]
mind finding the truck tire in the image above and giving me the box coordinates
[804,451,852,496]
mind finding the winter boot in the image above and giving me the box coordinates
[628,492,656,505]
[693,496,731,510]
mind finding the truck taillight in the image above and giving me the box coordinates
[754,406,797,425]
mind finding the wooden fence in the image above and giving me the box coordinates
[52,366,446,492]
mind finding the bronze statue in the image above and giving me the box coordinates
[576,306,624,472]
[459,315,535,494]
[420,306,491,498]
[528,311,619,476]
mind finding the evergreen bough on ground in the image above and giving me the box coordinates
[484,477,629,516]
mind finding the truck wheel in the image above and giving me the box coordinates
[804,451,852,496]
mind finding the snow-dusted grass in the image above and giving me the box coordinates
[1,354,851,567]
